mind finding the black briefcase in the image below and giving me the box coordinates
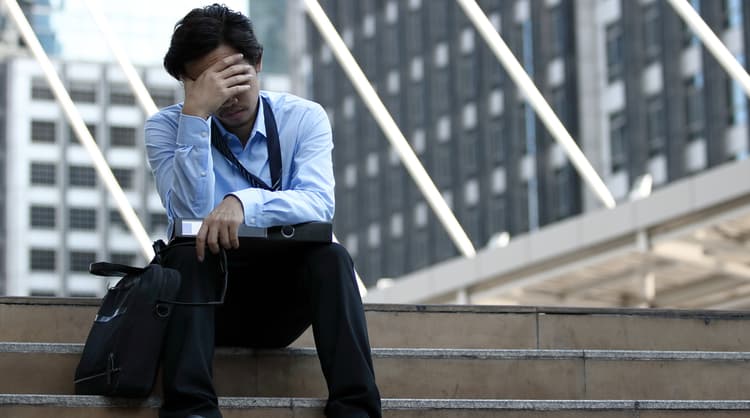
[74,241,227,397]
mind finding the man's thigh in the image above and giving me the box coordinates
[214,243,313,348]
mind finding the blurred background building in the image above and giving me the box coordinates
[1,0,750,308]
[304,0,750,288]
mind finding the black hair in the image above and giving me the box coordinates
[163,3,263,80]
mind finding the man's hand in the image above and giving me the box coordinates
[196,195,244,261]
[182,53,254,120]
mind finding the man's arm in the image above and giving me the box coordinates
[145,54,253,228]
[146,109,216,221]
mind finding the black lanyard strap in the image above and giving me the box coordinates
[210,96,282,191]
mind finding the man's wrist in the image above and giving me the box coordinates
[181,103,210,120]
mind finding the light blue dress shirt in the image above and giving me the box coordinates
[145,91,335,235]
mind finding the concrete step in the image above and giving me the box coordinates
[3,343,750,400]
[3,297,750,350]
[3,395,750,417]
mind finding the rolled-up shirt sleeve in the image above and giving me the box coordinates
[145,106,216,221]
[229,105,335,227]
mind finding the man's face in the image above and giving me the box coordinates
[183,43,261,137]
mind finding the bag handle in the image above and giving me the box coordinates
[88,240,228,306]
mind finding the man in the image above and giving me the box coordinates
[145,4,381,418]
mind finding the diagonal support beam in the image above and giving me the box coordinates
[303,0,477,258]
[666,0,750,99]
[455,0,616,210]
[3,0,154,260]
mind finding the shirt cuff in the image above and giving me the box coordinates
[229,189,264,226]
[176,113,212,147]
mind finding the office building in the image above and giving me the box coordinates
[2,57,182,296]
[304,0,750,287]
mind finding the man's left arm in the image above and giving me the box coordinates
[230,104,335,227]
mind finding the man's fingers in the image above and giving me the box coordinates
[207,224,220,255]
[195,224,208,262]
[211,53,245,72]
[219,223,233,250]
[228,222,240,249]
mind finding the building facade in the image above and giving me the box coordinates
[3,57,181,296]
[305,0,750,287]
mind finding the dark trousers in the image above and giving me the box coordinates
[158,241,382,418]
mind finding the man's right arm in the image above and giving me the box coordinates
[145,107,216,220]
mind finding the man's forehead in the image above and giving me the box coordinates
[184,45,240,80]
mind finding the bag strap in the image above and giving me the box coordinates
[210,96,281,191]
[88,240,228,306]
[88,262,144,277]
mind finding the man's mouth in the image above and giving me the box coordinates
[220,108,244,118]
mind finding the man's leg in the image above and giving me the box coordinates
[214,242,381,417]
[159,243,223,418]
[299,243,382,418]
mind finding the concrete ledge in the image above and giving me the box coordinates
[4,342,750,362]
[3,395,750,411]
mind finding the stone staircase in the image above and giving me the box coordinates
[1,297,750,416]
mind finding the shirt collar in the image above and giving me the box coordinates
[211,94,266,142]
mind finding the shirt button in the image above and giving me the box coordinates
[250,217,256,224]
[201,131,208,138]
[200,171,207,177]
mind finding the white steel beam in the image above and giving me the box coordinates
[82,0,159,116]
[455,0,616,210]
[303,0,477,258]
[666,0,750,99]
[3,0,154,260]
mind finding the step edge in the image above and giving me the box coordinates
[3,395,750,410]
[4,297,750,319]
[3,343,750,361]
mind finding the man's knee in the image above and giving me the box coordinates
[304,243,356,286]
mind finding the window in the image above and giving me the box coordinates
[68,124,96,144]
[69,208,97,230]
[110,126,137,147]
[69,251,96,272]
[646,95,666,156]
[685,74,705,141]
[367,180,380,220]
[487,118,505,163]
[606,22,624,82]
[433,144,453,186]
[643,3,661,64]
[149,211,168,232]
[113,168,134,189]
[554,168,572,220]
[550,87,568,126]
[488,196,506,235]
[30,206,55,228]
[411,230,429,269]
[406,10,423,53]
[110,252,136,266]
[460,132,478,174]
[30,249,56,271]
[149,88,176,108]
[31,162,56,185]
[69,165,97,187]
[31,78,53,100]
[110,209,126,230]
[609,112,627,172]
[109,85,135,106]
[69,82,97,103]
[727,56,748,126]
[31,120,56,143]
[681,0,700,47]
[720,0,743,29]
[550,6,565,57]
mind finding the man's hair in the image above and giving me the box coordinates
[163,3,264,80]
